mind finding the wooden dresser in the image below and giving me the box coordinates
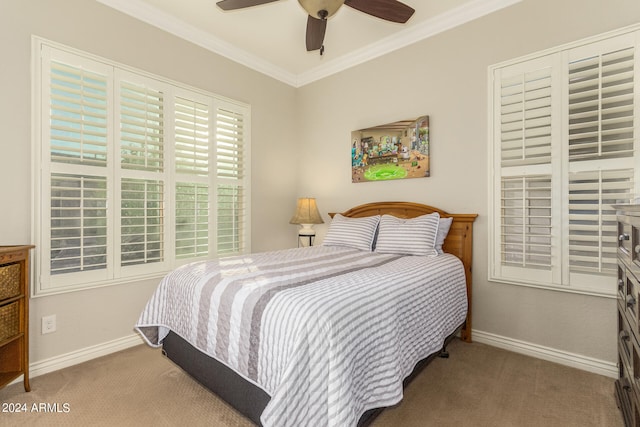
[0,245,34,392]
[615,205,640,425]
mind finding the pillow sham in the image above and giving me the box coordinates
[435,217,453,255]
[322,214,380,251]
[374,212,440,256]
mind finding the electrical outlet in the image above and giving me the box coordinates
[42,314,56,334]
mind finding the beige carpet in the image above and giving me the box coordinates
[0,339,622,426]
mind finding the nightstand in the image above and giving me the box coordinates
[0,245,34,392]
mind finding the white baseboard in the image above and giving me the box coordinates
[10,333,145,387]
[473,329,618,378]
[10,329,617,389]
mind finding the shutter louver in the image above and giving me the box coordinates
[175,97,209,176]
[50,61,108,166]
[568,47,634,161]
[120,81,164,172]
[175,183,209,259]
[501,175,552,269]
[500,68,553,167]
[569,169,634,274]
[50,174,108,274]
[121,178,164,266]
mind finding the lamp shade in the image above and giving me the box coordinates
[290,198,324,235]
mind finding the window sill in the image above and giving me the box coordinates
[487,276,616,299]
[32,271,168,298]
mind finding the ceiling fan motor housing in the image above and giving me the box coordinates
[298,0,345,19]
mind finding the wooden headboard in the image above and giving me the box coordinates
[330,201,478,342]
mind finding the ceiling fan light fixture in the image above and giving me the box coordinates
[298,0,345,19]
[216,0,416,54]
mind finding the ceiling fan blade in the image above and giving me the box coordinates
[306,15,327,51]
[216,0,281,11]
[344,0,414,23]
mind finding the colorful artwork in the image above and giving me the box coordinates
[351,116,429,183]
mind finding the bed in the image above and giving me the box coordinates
[135,201,477,427]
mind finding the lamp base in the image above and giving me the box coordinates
[298,224,316,236]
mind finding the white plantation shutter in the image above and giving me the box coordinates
[217,185,244,254]
[216,107,245,179]
[50,174,108,275]
[118,75,167,271]
[175,183,209,259]
[120,178,164,267]
[501,175,552,269]
[175,97,209,176]
[490,28,639,295]
[564,36,637,291]
[568,47,634,161]
[216,104,248,255]
[174,94,211,259]
[568,169,633,276]
[500,67,553,167]
[120,81,164,172]
[493,54,560,286]
[35,41,251,295]
[49,61,108,166]
[41,49,114,290]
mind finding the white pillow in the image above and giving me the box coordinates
[435,217,453,254]
[322,214,380,251]
[374,212,440,256]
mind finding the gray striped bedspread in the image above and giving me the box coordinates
[135,245,467,427]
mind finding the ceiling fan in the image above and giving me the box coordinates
[216,0,415,55]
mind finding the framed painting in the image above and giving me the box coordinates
[351,116,429,183]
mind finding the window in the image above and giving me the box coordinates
[489,26,640,296]
[33,39,251,295]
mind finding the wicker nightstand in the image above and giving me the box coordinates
[0,245,34,392]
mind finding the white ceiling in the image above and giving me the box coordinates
[97,0,520,87]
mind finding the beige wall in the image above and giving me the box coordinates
[0,0,298,363]
[296,0,640,365]
[3,0,640,372]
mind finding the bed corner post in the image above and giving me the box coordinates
[458,218,476,344]
[461,234,472,344]
[461,318,472,343]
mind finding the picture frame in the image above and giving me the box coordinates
[351,116,429,183]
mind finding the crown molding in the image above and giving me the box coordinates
[96,0,299,86]
[97,0,521,88]
[296,0,522,86]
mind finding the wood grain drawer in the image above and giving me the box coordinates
[0,301,19,342]
[0,247,26,266]
[620,263,628,305]
[619,335,640,412]
[620,220,633,261]
[0,264,20,301]
[633,223,640,275]
[620,307,634,366]
[625,271,640,337]
[618,214,640,278]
